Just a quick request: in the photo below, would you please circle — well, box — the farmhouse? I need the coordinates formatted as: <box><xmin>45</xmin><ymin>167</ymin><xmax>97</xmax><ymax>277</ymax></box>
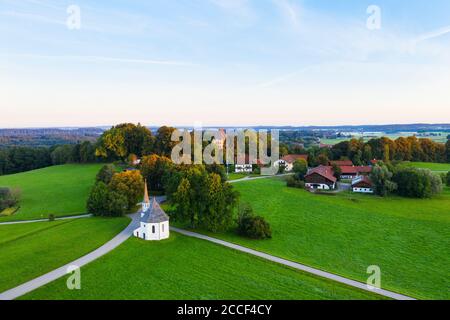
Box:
<box><xmin>329</xmin><ymin>160</ymin><xmax>353</xmax><ymax>167</ymax></box>
<box><xmin>305</xmin><ymin>166</ymin><xmax>337</xmax><ymax>190</ymax></box>
<box><xmin>133</xmin><ymin>182</ymin><xmax>170</xmax><ymax>241</ymax></box>
<box><xmin>276</xmin><ymin>154</ymin><xmax>308</xmax><ymax>172</ymax></box>
<box><xmin>351</xmin><ymin>176</ymin><xmax>374</xmax><ymax>193</ymax></box>
<box><xmin>340</xmin><ymin>166</ymin><xmax>372</xmax><ymax>180</ymax></box>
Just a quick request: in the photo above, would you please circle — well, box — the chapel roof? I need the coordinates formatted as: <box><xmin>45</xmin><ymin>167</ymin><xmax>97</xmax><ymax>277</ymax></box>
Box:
<box><xmin>141</xmin><ymin>198</ymin><xmax>170</xmax><ymax>223</ymax></box>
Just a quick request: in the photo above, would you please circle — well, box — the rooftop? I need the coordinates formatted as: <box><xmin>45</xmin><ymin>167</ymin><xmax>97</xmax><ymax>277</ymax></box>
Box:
<box><xmin>306</xmin><ymin>165</ymin><xmax>337</xmax><ymax>183</ymax></box>
<box><xmin>281</xmin><ymin>154</ymin><xmax>309</xmax><ymax>163</ymax></box>
<box><xmin>141</xmin><ymin>198</ymin><xmax>169</xmax><ymax>223</ymax></box>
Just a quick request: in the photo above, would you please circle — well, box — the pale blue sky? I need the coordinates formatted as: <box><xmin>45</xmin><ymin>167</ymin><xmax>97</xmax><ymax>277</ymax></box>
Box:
<box><xmin>1</xmin><ymin>0</ymin><xmax>450</xmax><ymax>127</ymax></box>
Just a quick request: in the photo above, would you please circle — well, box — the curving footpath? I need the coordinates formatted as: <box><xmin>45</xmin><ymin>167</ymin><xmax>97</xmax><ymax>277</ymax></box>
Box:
<box><xmin>171</xmin><ymin>227</ymin><xmax>416</xmax><ymax>301</ymax></box>
<box><xmin>228</xmin><ymin>173</ymin><xmax>293</xmax><ymax>184</ymax></box>
<box><xmin>0</xmin><ymin>213</ymin><xmax>140</xmax><ymax>300</ymax></box>
<box><xmin>1</xmin><ymin>196</ymin><xmax>416</xmax><ymax>301</ymax></box>
<box><xmin>0</xmin><ymin>214</ymin><xmax>93</xmax><ymax>226</ymax></box>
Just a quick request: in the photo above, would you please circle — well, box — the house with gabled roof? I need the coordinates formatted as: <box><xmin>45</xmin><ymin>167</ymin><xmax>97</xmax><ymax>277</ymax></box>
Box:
<box><xmin>352</xmin><ymin>176</ymin><xmax>374</xmax><ymax>193</ymax></box>
<box><xmin>329</xmin><ymin>160</ymin><xmax>354</xmax><ymax>167</ymax></box>
<box><xmin>340</xmin><ymin>166</ymin><xmax>372</xmax><ymax>180</ymax></box>
<box><xmin>305</xmin><ymin>165</ymin><xmax>337</xmax><ymax>190</ymax></box>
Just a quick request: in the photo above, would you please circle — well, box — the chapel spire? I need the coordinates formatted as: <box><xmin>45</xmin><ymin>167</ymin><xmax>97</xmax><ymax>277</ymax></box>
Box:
<box><xmin>143</xmin><ymin>180</ymin><xmax>150</xmax><ymax>205</ymax></box>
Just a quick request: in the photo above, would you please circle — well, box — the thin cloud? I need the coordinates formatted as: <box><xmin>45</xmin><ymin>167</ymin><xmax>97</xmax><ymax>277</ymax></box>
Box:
<box><xmin>0</xmin><ymin>10</ymin><xmax>65</xmax><ymax>26</ymax></box>
<box><xmin>272</xmin><ymin>0</ymin><xmax>301</xmax><ymax>30</ymax></box>
<box><xmin>4</xmin><ymin>54</ymin><xmax>195</xmax><ymax>67</ymax></box>
<box><xmin>415</xmin><ymin>25</ymin><xmax>450</xmax><ymax>43</ymax></box>
<box><xmin>256</xmin><ymin>64</ymin><xmax>320</xmax><ymax>88</ymax></box>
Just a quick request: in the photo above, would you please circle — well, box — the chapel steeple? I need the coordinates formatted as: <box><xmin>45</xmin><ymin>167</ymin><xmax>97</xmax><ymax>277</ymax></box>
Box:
<box><xmin>142</xmin><ymin>180</ymin><xmax>150</xmax><ymax>212</ymax></box>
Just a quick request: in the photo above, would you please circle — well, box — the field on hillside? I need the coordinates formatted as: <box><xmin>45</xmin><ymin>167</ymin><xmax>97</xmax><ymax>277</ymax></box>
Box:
<box><xmin>176</xmin><ymin>178</ymin><xmax>449</xmax><ymax>299</ymax></box>
<box><xmin>0</xmin><ymin>164</ymin><xmax>103</xmax><ymax>222</ymax></box>
<box><xmin>23</xmin><ymin>233</ymin><xmax>383</xmax><ymax>300</ymax></box>
<box><xmin>0</xmin><ymin>217</ymin><xmax>129</xmax><ymax>292</ymax></box>
<box><xmin>400</xmin><ymin>162</ymin><xmax>450</xmax><ymax>172</ymax></box>
<box><xmin>320</xmin><ymin>132</ymin><xmax>448</xmax><ymax>145</ymax></box>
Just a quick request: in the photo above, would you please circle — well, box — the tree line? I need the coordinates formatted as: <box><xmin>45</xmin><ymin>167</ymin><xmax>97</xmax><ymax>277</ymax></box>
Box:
<box><xmin>0</xmin><ymin>123</ymin><xmax>179</xmax><ymax>176</ymax></box>
<box><xmin>283</xmin><ymin>136</ymin><xmax>450</xmax><ymax>168</ymax></box>
<box><xmin>330</xmin><ymin>136</ymin><xmax>449</xmax><ymax>164</ymax></box>
<box><xmin>0</xmin><ymin>141</ymin><xmax>98</xmax><ymax>176</ymax></box>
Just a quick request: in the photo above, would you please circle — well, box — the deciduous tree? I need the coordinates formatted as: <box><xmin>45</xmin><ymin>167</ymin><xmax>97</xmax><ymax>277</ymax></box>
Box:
<box><xmin>109</xmin><ymin>170</ymin><xmax>144</xmax><ymax>210</ymax></box>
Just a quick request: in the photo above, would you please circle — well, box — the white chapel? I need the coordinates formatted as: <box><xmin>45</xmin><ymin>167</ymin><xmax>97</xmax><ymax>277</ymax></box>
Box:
<box><xmin>133</xmin><ymin>181</ymin><xmax>170</xmax><ymax>241</ymax></box>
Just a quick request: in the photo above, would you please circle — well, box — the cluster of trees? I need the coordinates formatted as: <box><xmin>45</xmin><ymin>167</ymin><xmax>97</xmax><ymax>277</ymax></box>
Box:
<box><xmin>281</xmin><ymin>136</ymin><xmax>449</xmax><ymax>169</ymax></box>
<box><xmin>87</xmin><ymin>165</ymin><xmax>144</xmax><ymax>217</ymax></box>
<box><xmin>330</xmin><ymin>137</ymin><xmax>449</xmax><ymax>165</ymax></box>
<box><xmin>166</xmin><ymin>165</ymin><xmax>239</xmax><ymax>232</ymax></box>
<box><xmin>95</xmin><ymin>124</ymin><xmax>177</xmax><ymax>161</ymax></box>
<box><xmin>394</xmin><ymin>168</ymin><xmax>443</xmax><ymax>198</ymax></box>
<box><xmin>0</xmin><ymin>187</ymin><xmax>20</xmax><ymax>212</ymax></box>
<box><xmin>370</xmin><ymin>162</ymin><xmax>443</xmax><ymax>198</ymax></box>
<box><xmin>286</xmin><ymin>158</ymin><xmax>308</xmax><ymax>188</ymax></box>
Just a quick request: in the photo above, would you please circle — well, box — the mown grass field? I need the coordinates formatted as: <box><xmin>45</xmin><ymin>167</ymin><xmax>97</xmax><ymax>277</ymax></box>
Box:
<box><xmin>0</xmin><ymin>217</ymin><xmax>129</xmax><ymax>293</ymax></box>
<box><xmin>0</xmin><ymin>164</ymin><xmax>103</xmax><ymax>222</ymax></box>
<box><xmin>22</xmin><ymin>233</ymin><xmax>384</xmax><ymax>300</ymax></box>
<box><xmin>176</xmin><ymin>178</ymin><xmax>449</xmax><ymax>299</ymax></box>
<box><xmin>400</xmin><ymin>162</ymin><xmax>450</xmax><ymax>172</ymax></box>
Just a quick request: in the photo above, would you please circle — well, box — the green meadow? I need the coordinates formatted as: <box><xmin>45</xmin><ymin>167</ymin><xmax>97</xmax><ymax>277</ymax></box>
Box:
<box><xmin>0</xmin><ymin>217</ymin><xmax>129</xmax><ymax>293</ymax></box>
<box><xmin>176</xmin><ymin>178</ymin><xmax>450</xmax><ymax>299</ymax></box>
<box><xmin>23</xmin><ymin>233</ymin><xmax>383</xmax><ymax>300</ymax></box>
<box><xmin>400</xmin><ymin>162</ymin><xmax>450</xmax><ymax>172</ymax></box>
<box><xmin>0</xmin><ymin>164</ymin><xmax>103</xmax><ymax>222</ymax></box>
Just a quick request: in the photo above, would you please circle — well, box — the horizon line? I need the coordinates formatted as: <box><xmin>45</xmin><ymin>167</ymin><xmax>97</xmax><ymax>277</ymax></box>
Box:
<box><xmin>1</xmin><ymin>122</ymin><xmax>450</xmax><ymax>130</ymax></box>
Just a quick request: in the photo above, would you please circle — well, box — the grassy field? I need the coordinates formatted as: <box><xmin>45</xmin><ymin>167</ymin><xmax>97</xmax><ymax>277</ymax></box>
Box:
<box><xmin>175</xmin><ymin>178</ymin><xmax>449</xmax><ymax>299</ymax></box>
<box><xmin>0</xmin><ymin>217</ymin><xmax>129</xmax><ymax>293</ymax></box>
<box><xmin>400</xmin><ymin>162</ymin><xmax>450</xmax><ymax>172</ymax></box>
<box><xmin>22</xmin><ymin>233</ymin><xmax>384</xmax><ymax>300</ymax></box>
<box><xmin>0</xmin><ymin>164</ymin><xmax>103</xmax><ymax>222</ymax></box>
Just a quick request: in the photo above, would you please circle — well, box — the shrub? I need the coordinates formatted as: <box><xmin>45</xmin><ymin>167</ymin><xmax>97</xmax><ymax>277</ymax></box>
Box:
<box><xmin>0</xmin><ymin>187</ymin><xmax>20</xmax><ymax>211</ymax></box>
<box><xmin>48</xmin><ymin>214</ymin><xmax>55</xmax><ymax>221</ymax></box>
<box><xmin>277</xmin><ymin>163</ymin><xmax>286</xmax><ymax>174</ymax></box>
<box><xmin>446</xmin><ymin>172</ymin><xmax>450</xmax><ymax>187</ymax></box>
<box><xmin>293</xmin><ymin>159</ymin><xmax>308</xmax><ymax>180</ymax></box>
<box><xmin>96</xmin><ymin>164</ymin><xmax>116</xmax><ymax>185</ymax></box>
<box><xmin>393</xmin><ymin>168</ymin><xmax>442</xmax><ymax>198</ymax></box>
<box><xmin>286</xmin><ymin>176</ymin><xmax>305</xmax><ymax>189</ymax></box>
<box><xmin>237</xmin><ymin>203</ymin><xmax>272</xmax><ymax>239</ymax></box>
